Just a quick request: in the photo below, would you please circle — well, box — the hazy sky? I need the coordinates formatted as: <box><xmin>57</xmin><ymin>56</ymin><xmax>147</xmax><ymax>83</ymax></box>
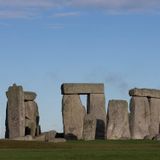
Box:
<box><xmin>0</xmin><ymin>0</ymin><xmax>160</xmax><ymax>137</ymax></box>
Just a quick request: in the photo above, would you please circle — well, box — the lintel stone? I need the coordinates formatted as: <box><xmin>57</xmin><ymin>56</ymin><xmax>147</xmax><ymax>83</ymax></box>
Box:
<box><xmin>61</xmin><ymin>83</ymin><xmax>104</xmax><ymax>95</ymax></box>
<box><xmin>129</xmin><ymin>88</ymin><xmax>160</xmax><ymax>98</ymax></box>
<box><xmin>24</xmin><ymin>92</ymin><xmax>37</xmax><ymax>101</ymax></box>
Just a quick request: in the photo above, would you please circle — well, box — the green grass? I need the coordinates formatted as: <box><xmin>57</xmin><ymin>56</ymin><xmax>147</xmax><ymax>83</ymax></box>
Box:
<box><xmin>0</xmin><ymin>140</ymin><xmax>160</xmax><ymax>160</ymax></box>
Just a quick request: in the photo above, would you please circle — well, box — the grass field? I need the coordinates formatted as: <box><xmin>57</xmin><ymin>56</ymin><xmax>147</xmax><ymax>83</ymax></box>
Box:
<box><xmin>0</xmin><ymin>140</ymin><xmax>160</xmax><ymax>160</ymax></box>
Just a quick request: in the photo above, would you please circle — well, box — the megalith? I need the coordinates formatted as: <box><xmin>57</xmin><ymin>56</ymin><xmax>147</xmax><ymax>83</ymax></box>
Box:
<box><xmin>25</xmin><ymin>100</ymin><xmax>40</xmax><ymax>137</ymax></box>
<box><xmin>149</xmin><ymin>98</ymin><xmax>160</xmax><ymax>135</ymax></box>
<box><xmin>83</xmin><ymin>114</ymin><xmax>96</xmax><ymax>140</ymax></box>
<box><xmin>129</xmin><ymin>88</ymin><xmax>160</xmax><ymax>139</ymax></box>
<box><xmin>62</xmin><ymin>95</ymin><xmax>86</xmax><ymax>140</ymax></box>
<box><xmin>61</xmin><ymin>83</ymin><xmax>106</xmax><ymax>140</ymax></box>
<box><xmin>5</xmin><ymin>84</ymin><xmax>25</xmax><ymax>138</ymax></box>
<box><xmin>106</xmin><ymin>100</ymin><xmax>130</xmax><ymax>140</ymax></box>
<box><xmin>5</xmin><ymin>84</ymin><xmax>41</xmax><ymax>139</ymax></box>
<box><xmin>88</xmin><ymin>94</ymin><xmax>106</xmax><ymax>139</ymax></box>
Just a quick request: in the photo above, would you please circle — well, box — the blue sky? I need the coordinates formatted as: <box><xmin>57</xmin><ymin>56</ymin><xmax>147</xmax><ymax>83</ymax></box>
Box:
<box><xmin>0</xmin><ymin>0</ymin><xmax>160</xmax><ymax>137</ymax></box>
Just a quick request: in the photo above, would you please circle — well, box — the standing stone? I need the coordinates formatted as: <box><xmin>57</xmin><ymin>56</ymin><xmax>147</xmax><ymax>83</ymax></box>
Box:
<box><xmin>5</xmin><ymin>84</ymin><xmax>41</xmax><ymax>140</ymax></box>
<box><xmin>62</xmin><ymin>95</ymin><xmax>86</xmax><ymax>140</ymax></box>
<box><xmin>83</xmin><ymin>114</ymin><xmax>96</xmax><ymax>140</ymax></box>
<box><xmin>5</xmin><ymin>84</ymin><xmax>25</xmax><ymax>138</ymax></box>
<box><xmin>130</xmin><ymin>97</ymin><xmax>150</xmax><ymax>139</ymax></box>
<box><xmin>88</xmin><ymin>94</ymin><xmax>106</xmax><ymax>139</ymax></box>
<box><xmin>149</xmin><ymin>98</ymin><xmax>160</xmax><ymax>135</ymax></box>
<box><xmin>25</xmin><ymin>101</ymin><xmax>39</xmax><ymax>137</ymax></box>
<box><xmin>106</xmin><ymin>100</ymin><xmax>130</xmax><ymax>140</ymax></box>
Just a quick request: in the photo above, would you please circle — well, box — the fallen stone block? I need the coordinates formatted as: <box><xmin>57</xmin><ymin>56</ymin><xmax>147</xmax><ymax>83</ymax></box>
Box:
<box><xmin>54</xmin><ymin>138</ymin><xmax>66</xmax><ymax>143</ymax></box>
<box><xmin>43</xmin><ymin>130</ymin><xmax>57</xmax><ymax>142</ymax></box>
<box><xmin>34</xmin><ymin>134</ymin><xmax>46</xmax><ymax>141</ymax></box>
<box><xmin>11</xmin><ymin>135</ymin><xmax>33</xmax><ymax>141</ymax></box>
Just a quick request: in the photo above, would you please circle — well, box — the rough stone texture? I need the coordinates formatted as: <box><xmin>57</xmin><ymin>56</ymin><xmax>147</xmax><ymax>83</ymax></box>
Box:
<box><xmin>5</xmin><ymin>84</ymin><xmax>25</xmax><ymax>139</ymax></box>
<box><xmin>153</xmin><ymin>134</ymin><xmax>160</xmax><ymax>140</ymax></box>
<box><xmin>54</xmin><ymin>138</ymin><xmax>66</xmax><ymax>143</ymax></box>
<box><xmin>5</xmin><ymin>84</ymin><xmax>41</xmax><ymax>140</ymax></box>
<box><xmin>62</xmin><ymin>95</ymin><xmax>86</xmax><ymax>140</ymax></box>
<box><xmin>130</xmin><ymin>97</ymin><xmax>150</xmax><ymax>139</ymax></box>
<box><xmin>129</xmin><ymin>88</ymin><xmax>160</xmax><ymax>99</ymax></box>
<box><xmin>36</xmin><ymin>125</ymin><xmax>41</xmax><ymax>136</ymax></box>
<box><xmin>25</xmin><ymin>101</ymin><xmax>39</xmax><ymax>137</ymax></box>
<box><xmin>33</xmin><ymin>131</ymin><xmax>56</xmax><ymax>142</ymax></box>
<box><xmin>24</xmin><ymin>92</ymin><xmax>37</xmax><ymax>101</ymax></box>
<box><xmin>43</xmin><ymin>130</ymin><xmax>57</xmax><ymax>142</ymax></box>
<box><xmin>33</xmin><ymin>132</ymin><xmax>66</xmax><ymax>143</ymax></box>
<box><xmin>88</xmin><ymin>94</ymin><xmax>106</xmax><ymax>139</ymax></box>
<box><xmin>106</xmin><ymin>100</ymin><xmax>130</xmax><ymax>140</ymax></box>
<box><xmin>83</xmin><ymin>114</ymin><xmax>96</xmax><ymax>140</ymax></box>
<box><xmin>144</xmin><ymin>135</ymin><xmax>154</xmax><ymax>140</ymax></box>
<box><xmin>149</xmin><ymin>98</ymin><xmax>160</xmax><ymax>135</ymax></box>
<box><xmin>61</xmin><ymin>83</ymin><xmax>104</xmax><ymax>95</ymax></box>
<box><xmin>11</xmin><ymin>135</ymin><xmax>33</xmax><ymax>141</ymax></box>
<box><xmin>34</xmin><ymin>134</ymin><xmax>46</xmax><ymax>141</ymax></box>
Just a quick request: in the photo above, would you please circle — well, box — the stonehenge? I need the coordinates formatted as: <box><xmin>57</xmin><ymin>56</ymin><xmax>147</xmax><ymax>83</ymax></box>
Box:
<box><xmin>129</xmin><ymin>88</ymin><xmax>160</xmax><ymax>139</ymax></box>
<box><xmin>5</xmin><ymin>84</ymin><xmax>65</xmax><ymax>143</ymax></box>
<box><xmin>3</xmin><ymin>83</ymin><xmax>160</xmax><ymax>142</ymax></box>
<box><xmin>62</xmin><ymin>86</ymin><xmax>160</xmax><ymax>140</ymax></box>
<box><xmin>5</xmin><ymin>84</ymin><xmax>41</xmax><ymax>139</ymax></box>
<box><xmin>61</xmin><ymin>83</ymin><xmax>106</xmax><ymax>140</ymax></box>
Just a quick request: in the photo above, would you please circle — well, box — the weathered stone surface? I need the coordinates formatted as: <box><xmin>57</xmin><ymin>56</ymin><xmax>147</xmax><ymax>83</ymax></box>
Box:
<box><xmin>83</xmin><ymin>114</ymin><xmax>96</xmax><ymax>140</ymax></box>
<box><xmin>106</xmin><ymin>100</ymin><xmax>130</xmax><ymax>140</ymax></box>
<box><xmin>25</xmin><ymin>101</ymin><xmax>39</xmax><ymax>120</ymax></box>
<box><xmin>88</xmin><ymin>94</ymin><xmax>106</xmax><ymax>139</ymax></box>
<box><xmin>5</xmin><ymin>84</ymin><xmax>41</xmax><ymax>140</ymax></box>
<box><xmin>54</xmin><ymin>138</ymin><xmax>66</xmax><ymax>143</ymax></box>
<box><xmin>130</xmin><ymin>97</ymin><xmax>150</xmax><ymax>139</ymax></box>
<box><xmin>43</xmin><ymin>130</ymin><xmax>57</xmax><ymax>142</ymax></box>
<box><xmin>11</xmin><ymin>135</ymin><xmax>33</xmax><ymax>141</ymax></box>
<box><xmin>5</xmin><ymin>84</ymin><xmax>25</xmax><ymax>139</ymax></box>
<box><xmin>36</xmin><ymin>125</ymin><xmax>41</xmax><ymax>136</ymax></box>
<box><xmin>153</xmin><ymin>134</ymin><xmax>160</xmax><ymax>141</ymax></box>
<box><xmin>62</xmin><ymin>95</ymin><xmax>86</xmax><ymax>140</ymax></box>
<box><xmin>144</xmin><ymin>135</ymin><xmax>154</xmax><ymax>140</ymax></box>
<box><xmin>34</xmin><ymin>134</ymin><xmax>46</xmax><ymax>141</ymax></box>
<box><xmin>24</xmin><ymin>92</ymin><xmax>37</xmax><ymax>101</ymax></box>
<box><xmin>129</xmin><ymin>88</ymin><xmax>160</xmax><ymax>98</ymax></box>
<box><xmin>25</xmin><ymin>101</ymin><xmax>39</xmax><ymax>137</ymax></box>
<box><xmin>149</xmin><ymin>98</ymin><xmax>160</xmax><ymax>135</ymax></box>
<box><xmin>33</xmin><ymin>131</ymin><xmax>65</xmax><ymax>143</ymax></box>
<box><xmin>61</xmin><ymin>83</ymin><xmax>104</xmax><ymax>95</ymax></box>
